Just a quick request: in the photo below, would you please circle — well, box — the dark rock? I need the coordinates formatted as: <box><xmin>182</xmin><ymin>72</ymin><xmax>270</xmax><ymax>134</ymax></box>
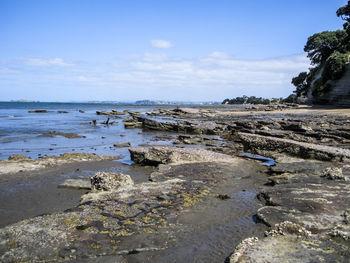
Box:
<box><xmin>174</xmin><ymin>135</ymin><xmax>219</xmax><ymax>146</ymax></box>
<box><xmin>28</xmin><ymin>110</ymin><xmax>48</xmax><ymax>113</ymax></box>
<box><xmin>113</xmin><ymin>142</ymin><xmax>131</xmax><ymax>148</ymax></box>
<box><xmin>123</xmin><ymin>121</ymin><xmax>143</xmax><ymax>129</ymax></box>
<box><xmin>139</xmin><ymin>116</ymin><xmax>225</xmax><ymax>135</ymax></box>
<box><xmin>216</xmin><ymin>194</ymin><xmax>231</xmax><ymax>200</ymax></box>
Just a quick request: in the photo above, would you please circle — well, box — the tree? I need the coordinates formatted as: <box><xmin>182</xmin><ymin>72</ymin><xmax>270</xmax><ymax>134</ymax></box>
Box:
<box><xmin>292</xmin><ymin>72</ymin><xmax>309</xmax><ymax>96</ymax></box>
<box><xmin>337</xmin><ymin>1</ymin><xmax>350</xmax><ymax>50</ymax></box>
<box><xmin>337</xmin><ymin>1</ymin><xmax>350</xmax><ymax>25</ymax></box>
<box><xmin>304</xmin><ymin>30</ymin><xmax>346</xmax><ymax>65</ymax></box>
<box><xmin>222</xmin><ymin>98</ymin><xmax>230</xmax><ymax>104</ymax></box>
<box><xmin>283</xmin><ymin>94</ymin><xmax>297</xmax><ymax>103</ymax></box>
<box><xmin>290</xmin><ymin>1</ymin><xmax>350</xmax><ymax>102</ymax></box>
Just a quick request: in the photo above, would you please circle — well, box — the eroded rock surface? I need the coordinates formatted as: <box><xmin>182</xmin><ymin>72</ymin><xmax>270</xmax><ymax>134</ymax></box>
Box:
<box><xmin>230</xmin><ymin>221</ymin><xmax>349</xmax><ymax>263</ymax></box>
<box><xmin>91</xmin><ymin>172</ymin><xmax>134</xmax><ymax>191</ymax></box>
<box><xmin>239</xmin><ymin>132</ymin><xmax>350</xmax><ymax>161</ymax></box>
<box><xmin>0</xmin><ymin>146</ymin><xmax>263</xmax><ymax>263</ymax></box>
<box><xmin>129</xmin><ymin>146</ymin><xmax>234</xmax><ymax>166</ymax></box>
<box><xmin>0</xmin><ymin>153</ymin><xmax>120</xmax><ymax>175</ymax></box>
<box><xmin>230</xmin><ymin>154</ymin><xmax>350</xmax><ymax>262</ymax></box>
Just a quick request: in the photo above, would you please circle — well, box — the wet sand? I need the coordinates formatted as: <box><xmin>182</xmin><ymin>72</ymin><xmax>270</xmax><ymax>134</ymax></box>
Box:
<box><xmin>0</xmin><ymin>160</ymin><xmax>154</xmax><ymax>227</ymax></box>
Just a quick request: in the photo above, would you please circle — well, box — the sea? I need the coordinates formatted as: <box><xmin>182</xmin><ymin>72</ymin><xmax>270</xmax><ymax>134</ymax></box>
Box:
<box><xmin>0</xmin><ymin>101</ymin><xmax>175</xmax><ymax>161</ymax></box>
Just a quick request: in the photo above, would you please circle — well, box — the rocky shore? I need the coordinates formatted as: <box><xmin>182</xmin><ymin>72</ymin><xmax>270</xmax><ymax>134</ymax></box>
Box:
<box><xmin>0</xmin><ymin>152</ymin><xmax>120</xmax><ymax>175</ymax></box>
<box><xmin>1</xmin><ymin>105</ymin><xmax>349</xmax><ymax>262</ymax></box>
<box><xmin>126</xmin><ymin>106</ymin><xmax>350</xmax><ymax>262</ymax></box>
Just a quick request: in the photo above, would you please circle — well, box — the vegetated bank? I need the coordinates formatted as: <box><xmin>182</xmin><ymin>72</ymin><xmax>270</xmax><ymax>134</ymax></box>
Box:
<box><xmin>223</xmin><ymin>2</ymin><xmax>350</xmax><ymax>106</ymax></box>
<box><xmin>291</xmin><ymin>1</ymin><xmax>350</xmax><ymax>105</ymax></box>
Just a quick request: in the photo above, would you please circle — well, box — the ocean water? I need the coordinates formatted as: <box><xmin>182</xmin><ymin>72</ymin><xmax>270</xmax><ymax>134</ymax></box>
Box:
<box><xmin>0</xmin><ymin>102</ymin><xmax>174</xmax><ymax>161</ymax></box>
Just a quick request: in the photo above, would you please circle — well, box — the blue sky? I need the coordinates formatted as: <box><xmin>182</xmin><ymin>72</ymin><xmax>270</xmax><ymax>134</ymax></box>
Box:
<box><xmin>0</xmin><ymin>0</ymin><xmax>347</xmax><ymax>102</ymax></box>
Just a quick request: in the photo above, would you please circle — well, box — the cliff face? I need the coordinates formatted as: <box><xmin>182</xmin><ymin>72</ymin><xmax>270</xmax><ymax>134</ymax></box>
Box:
<box><xmin>309</xmin><ymin>60</ymin><xmax>350</xmax><ymax>105</ymax></box>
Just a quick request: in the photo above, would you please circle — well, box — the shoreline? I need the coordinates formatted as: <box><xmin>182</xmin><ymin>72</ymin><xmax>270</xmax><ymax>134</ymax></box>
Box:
<box><xmin>0</xmin><ymin>105</ymin><xmax>349</xmax><ymax>262</ymax></box>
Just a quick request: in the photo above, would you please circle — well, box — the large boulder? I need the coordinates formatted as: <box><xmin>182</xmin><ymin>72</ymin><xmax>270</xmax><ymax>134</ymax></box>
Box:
<box><xmin>90</xmin><ymin>172</ymin><xmax>134</xmax><ymax>191</ymax></box>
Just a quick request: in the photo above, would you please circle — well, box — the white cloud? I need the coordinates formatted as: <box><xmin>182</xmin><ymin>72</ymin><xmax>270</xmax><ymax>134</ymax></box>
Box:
<box><xmin>2</xmin><ymin>53</ymin><xmax>311</xmax><ymax>101</ymax></box>
<box><xmin>150</xmin><ymin>39</ymin><xmax>173</xmax><ymax>49</ymax></box>
<box><xmin>208</xmin><ymin>51</ymin><xmax>230</xmax><ymax>59</ymax></box>
<box><xmin>76</xmin><ymin>76</ymin><xmax>89</xmax><ymax>82</ymax></box>
<box><xmin>20</xmin><ymin>57</ymin><xmax>73</xmax><ymax>67</ymax></box>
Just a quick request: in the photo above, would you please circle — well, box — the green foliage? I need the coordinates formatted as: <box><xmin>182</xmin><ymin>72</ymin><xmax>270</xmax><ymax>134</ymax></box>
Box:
<box><xmin>322</xmin><ymin>51</ymin><xmax>349</xmax><ymax>81</ymax></box>
<box><xmin>337</xmin><ymin>1</ymin><xmax>350</xmax><ymax>50</ymax></box>
<box><xmin>291</xmin><ymin>72</ymin><xmax>309</xmax><ymax>96</ymax></box>
<box><xmin>309</xmin><ymin>51</ymin><xmax>349</xmax><ymax>97</ymax></box>
<box><xmin>304</xmin><ymin>30</ymin><xmax>346</xmax><ymax>65</ymax></box>
<box><xmin>291</xmin><ymin>1</ymin><xmax>350</xmax><ymax>101</ymax></box>
<box><xmin>311</xmin><ymin>77</ymin><xmax>332</xmax><ymax>97</ymax></box>
<box><xmin>283</xmin><ymin>94</ymin><xmax>297</xmax><ymax>103</ymax></box>
<box><xmin>311</xmin><ymin>78</ymin><xmax>324</xmax><ymax>96</ymax></box>
<box><xmin>221</xmin><ymin>96</ymin><xmax>281</xmax><ymax>105</ymax></box>
<box><xmin>337</xmin><ymin>1</ymin><xmax>350</xmax><ymax>25</ymax></box>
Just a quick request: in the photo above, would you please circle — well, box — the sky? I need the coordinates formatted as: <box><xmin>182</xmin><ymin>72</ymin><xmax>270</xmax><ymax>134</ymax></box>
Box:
<box><xmin>0</xmin><ymin>0</ymin><xmax>347</xmax><ymax>102</ymax></box>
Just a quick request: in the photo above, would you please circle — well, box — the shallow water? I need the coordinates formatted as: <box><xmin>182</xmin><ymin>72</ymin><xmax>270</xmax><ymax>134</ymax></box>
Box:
<box><xmin>239</xmin><ymin>152</ymin><xmax>276</xmax><ymax>166</ymax></box>
<box><xmin>0</xmin><ymin>102</ymin><xmax>175</xmax><ymax>161</ymax></box>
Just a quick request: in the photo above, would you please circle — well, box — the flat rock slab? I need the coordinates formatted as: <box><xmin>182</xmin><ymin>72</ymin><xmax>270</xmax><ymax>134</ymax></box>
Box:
<box><xmin>139</xmin><ymin>116</ymin><xmax>226</xmax><ymax>135</ymax></box>
<box><xmin>58</xmin><ymin>179</ymin><xmax>92</xmax><ymax>190</ymax></box>
<box><xmin>268</xmin><ymin>161</ymin><xmax>332</xmax><ymax>175</ymax></box>
<box><xmin>129</xmin><ymin>146</ymin><xmax>235</xmax><ymax>166</ymax></box>
<box><xmin>230</xmin><ymin>230</ymin><xmax>350</xmax><ymax>263</ymax></box>
<box><xmin>42</xmin><ymin>132</ymin><xmax>85</xmax><ymax>138</ymax></box>
<box><xmin>0</xmin><ymin>153</ymin><xmax>120</xmax><ymax>175</ymax></box>
<box><xmin>113</xmin><ymin>142</ymin><xmax>131</xmax><ymax>148</ymax></box>
<box><xmin>238</xmin><ymin>132</ymin><xmax>350</xmax><ymax>161</ymax></box>
<box><xmin>257</xmin><ymin>174</ymin><xmax>350</xmax><ymax>231</ymax></box>
<box><xmin>230</xmin><ymin>157</ymin><xmax>350</xmax><ymax>263</ymax></box>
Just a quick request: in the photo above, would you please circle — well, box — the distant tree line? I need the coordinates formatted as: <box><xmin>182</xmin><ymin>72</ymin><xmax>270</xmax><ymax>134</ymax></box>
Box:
<box><xmin>291</xmin><ymin>1</ymin><xmax>350</xmax><ymax>100</ymax></box>
<box><xmin>222</xmin><ymin>96</ymin><xmax>287</xmax><ymax>105</ymax></box>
